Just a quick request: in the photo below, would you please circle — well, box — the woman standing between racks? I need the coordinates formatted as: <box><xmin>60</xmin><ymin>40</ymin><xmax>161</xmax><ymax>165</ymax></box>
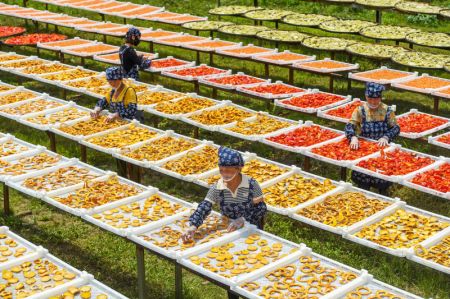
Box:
<box><xmin>119</xmin><ymin>27</ymin><xmax>151</xmax><ymax>80</ymax></box>
<box><xmin>345</xmin><ymin>82</ymin><xmax>400</xmax><ymax>195</ymax></box>
<box><xmin>182</xmin><ymin>147</ymin><xmax>267</xmax><ymax>242</ymax></box>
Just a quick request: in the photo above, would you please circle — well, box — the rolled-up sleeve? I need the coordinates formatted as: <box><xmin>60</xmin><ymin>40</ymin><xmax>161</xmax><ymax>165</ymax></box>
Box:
<box><xmin>345</xmin><ymin>107</ymin><xmax>362</xmax><ymax>140</ymax></box>
<box><xmin>189</xmin><ymin>185</ymin><xmax>218</xmax><ymax>228</ymax></box>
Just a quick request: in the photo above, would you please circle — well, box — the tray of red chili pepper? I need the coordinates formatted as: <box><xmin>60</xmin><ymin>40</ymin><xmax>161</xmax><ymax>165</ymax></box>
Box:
<box><xmin>352</xmin><ymin>146</ymin><xmax>438</xmax><ymax>183</ymax></box>
<box><xmin>237</xmin><ymin>81</ymin><xmax>306</xmax><ymax>99</ymax></box>
<box><xmin>162</xmin><ymin>64</ymin><xmax>231</xmax><ymax>81</ymax></box>
<box><xmin>428</xmin><ymin>132</ymin><xmax>450</xmax><ymax>150</ymax></box>
<box><xmin>276</xmin><ymin>90</ymin><xmax>351</xmax><ymax>113</ymax></box>
<box><xmin>318</xmin><ymin>99</ymin><xmax>363</xmax><ymax>123</ymax></box>
<box><xmin>397</xmin><ymin>109</ymin><xmax>450</xmax><ymax>139</ymax></box>
<box><xmin>200</xmin><ymin>72</ymin><xmax>267</xmax><ymax>90</ymax></box>
<box><xmin>3</xmin><ymin>33</ymin><xmax>67</xmax><ymax>46</ymax></box>
<box><xmin>305</xmin><ymin>136</ymin><xmax>390</xmax><ymax>167</ymax></box>
<box><xmin>146</xmin><ymin>56</ymin><xmax>195</xmax><ymax>73</ymax></box>
<box><xmin>404</xmin><ymin>159</ymin><xmax>450</xmax><ymax>199</ymax></box>
<box><xmin>0</xmin><ymin>26</ymin><xmax>26</xmax><ymax>38</ymax></box>
<box><xmin>262</xmin><ymin>121</ymin><xmax>343</xmax><ymax>153</ymax></box>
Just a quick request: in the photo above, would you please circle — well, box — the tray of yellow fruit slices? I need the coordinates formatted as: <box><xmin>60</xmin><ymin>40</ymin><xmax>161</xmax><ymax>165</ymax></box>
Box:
<box><xmin>343</xmin><ymin>203</ymin><xmax>450</xmax><ymax>257</ymax></box>
<box><xmin>195</xmin><ymin>152</ymin><xmax>293</xmax><ymax>188</ymax></box>
<box><xmin>43</xmin><ymin>172</ymin><xmax>150</xmax><ymax>217</ymax></box>
<box><xmin>137</xmin><ymin>85</ymin><xmax>184</xmax><ymax>110</ymax></box>
<box><xmin>6</xmin><ymin>158</ymin><xmax>106</xmax><ymax>199</ymax></box>
<box><xmin>0</xmin><ymin>80</ymin><xmax>16</xmax><ymax>93</ymax></box>
<box><xmin>0</xmin><ymin>56</ymin><xmax>48</xmax><ymax>72</ymax></box>
<box><xmin>113</xmin><ymin>130</ymin><xmax>200</xmax><ymax>168</ymax></box>
<box><xmin>148</xmin><ymin>93</ymin><xmax>222</xmax><ymax>120</ymax></box>
<box><xmin>0</xmin><ymin>134</ymin><xmax>36</xmax><ymax>159</ymax></box>
<box><xmin>18</xmin><ymin>103</ymin><xmax>91</xmax><ymax>131</ymax></box>
<box><xmin>80</xmin><ymin>121</ymin><xmax>163</xmax><ymax>154</ymax></box>
<box><xmin>260</xmin><ymin>166</ymin><xmax>340</xmax><ymax>215</ymax></box>
<box><xmin>129</xmin><ymin>212</ymin><xmax>243</xmax><ymax>260</ymax></box>
<box><xmin>0</xmin><ymin>94</ymin><xmax>67</xmax><ymax>119</ymax></box>
<box><xmin>232</xmin><ymin>246</ymin><xmax>367</xmax><ymax>299</ymax></box>
<box><xmin>182</xmin><ymin>100</ymin><xmax>256</xmax><ymax>131</ymax></box>
<box><xmin>179</xmin><ymin>225</ymin><xmax>303</xmax><ymax>287</ymax></box>
<box><xmin>153</xmin><ymin>141</ymin><xmax>220</xmax><ymax>182</ymax></box>
<box><xmin>14</xmin><ymin>62</ymin><xmax>75</xmax><ymax>80</ymax></box>
<box><xmin>219</xmin><ymin>112</ymin><xmax>299</xmax><ymax>141</ymax></box>
<box><xmin>290</xmin><ymin>183</ymin><xmax>399</xmax><ymax>235</ymax></box>
<box><xmin>0</xmin><ymin>52</ymin><xmax>27</xmax><ymax>64</ymax></box>
<box><xmin>0</xmin><ymin>226</ymin><xmax>41</xmax><ymax>267</ymax></box>
<box><xmin>82</xmin><ymin>189</ymin><xmax>193</xmax><ymax>236</ymax></box>
<box><xmin>0</xmin><ymin>147</ymin><xmax>67</xmax><ymax>183</ymax></box>
<box><xmin>0</xmin><ymin>86</ymin><xmax>42</xmax><ymax>108</ymax></box>
<box><xmin>0</xmin><ymin>250</ymin><xmax>88</xmax><ymax>299</ymax></box>
<box><xmin>333</xmin><ymin>277</ymin><xmax>423</xmax><ymax>299</ymax></box>
<box><xmin>407</xmin><ymin>226</ymin><xmax>450</xmax><ymax>274</ymax></box>
<box><xmin>62</xmin><ymin>72</ymin><xmax>111</xmax><ymax>99</ymax></box>
<box><xmin>36</xmin><ymin>67</ymin><xmax>98</xmax><ymax>85</ymax></box>
<box><xmin>51</xmin><ymin>112</ymin><xmax>129</xmax><ymax>142</ymax></box>
<box><xmin>39</xmin><ymin>273</ymin><xmax>129</xmax><ymax>299</ymax></box>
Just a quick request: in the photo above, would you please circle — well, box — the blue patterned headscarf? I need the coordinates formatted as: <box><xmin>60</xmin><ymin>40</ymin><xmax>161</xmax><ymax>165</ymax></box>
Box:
<box><xmin>125</xmin><ymin>27</ymin><xmax>141</xmax><ymax>45</ymax></box>
<box><xmin>218</xmin><ymin>146</ymin><xmax>244</xmax><ymax>167</ymax></box>
<box><xmin>365</xmin><ymin>82</ymin><xmax>385</xmax><ymax>98</ymax></box>
<box><xmin>105</xmin><ymin>66</ymin><xmax>124</xmax><ymax>81</ymax></box>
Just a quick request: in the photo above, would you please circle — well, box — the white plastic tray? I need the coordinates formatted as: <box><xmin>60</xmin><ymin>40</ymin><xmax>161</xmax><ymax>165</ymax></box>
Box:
<box><xmin>0</xmin><ymin>147</ymin><xmax>67</xmax><ymax>182</ymax></box>
<box><xmin>136</xmin><ymin>85</ymin><xmax>184</xmax><ymax>110</ymax></box>
<box><xmin>159</xmin><ymin>14</ymin><xmax>208</xmax><ymax>25</ymax></box>
<box><xmin>219</xmin><ymin>112</ymin><xmax>300</xmax><ymax>141</ymax></box>
<box><xmin>155</xmin><ymin>34</ymin><xmax>208</xmax><ymax>47</ymax></box>
<box><xmin>179</xmin><ymin>226</ymin><xmax>303</xmax><ymax>287</ymax></box>
<box><xmin>80</xmin><ymin>121</ymin><xmax>164</xmax><ymax>154</ymax></box>
<box><xmin>253</xmin><ymin>50</ymin><xmax>316</xmax><ymax>65</ymax></box>
<box><xmin>181</xmin><ymin>100</ymin><xmax>257</xmax><ymax>131</ymax></box>
<box><xmin>275</xmin><ymin>89</ymin><xmax>352</xmax><ymax>114</ymax></box>
<box><xmin>349</xmin><ymin>66</ymin><xmax>418</xmax><ymax>85</ymax></box>
<box><xmin>216</xmin><ymin>44</ymin><xmax>277</xmax><ymax>59</ymax></box>
<box><xmin>6</xmin><ymin>158</ymin><xmax>106</xmax><ymax>199</ymax></box>
<box><xmin>139</xmin><ymin>29</ymin><xmax>182</xmax><ymax>42</ymax></box>
<box><xmin>61</xmin><ymin>42</ymin><xmax>119</xmax><ymax>58</ymax></box>
<box><xmin>112</xmin><ymin>130</ymin><xmax>201</xmax><ymax>168</ymax></box>
<box><xmin>162</xmin><ymin>64</ymin><xmax>231</xmax><ymax>82</ymax></box>
<box><xmin>350</xmin><ymin>144</ymin><xmax>439</xmax><ymax>183</ymax></box>
<box><xmin>405</xmin><ymin>227</ymin><xmax>450</xmax><ymax>275</ymax></box>
<box><xmin>36</xmin><ymin>66</ymin><xmax>99</xmax><ymax>85</ymax></box>
<box><xmin>318</xmin><ymin>99</ymin><xmax>363</xmax><ymax>123</ymax></box>
<box><xmin>396</xmin><ymin>109</ymin><xmax>450</xmax><ymax>139</ymax></box>
<box><xmin>0</xmin><ymin>86</ymin><xmax>42</xmax><ymax>107</ymax></box>
<box><xmin>343</xmin><ymin>203</ymin><xmax>450</xmax><ymax>257</ymax></box>
<box><xmin>42</xmin><ymin>172</ymin><xmax>149</xmax><ymax>216</ymax></box>
<box><xmin>261</xmin><ymin>120</ymin><xmax>344</xmax><ymax>153</ymax></box>
<box><xmin>237</xmin><ymin>80</ymin><xmax>307</xmax><ymax>100</ymax></box>
<box><xmin>0</xmin><ymin>95</ymin><xmax>67</xmax><ymax>120</ymax></box>
<box><xmin>183</xmin><ymin>38</ymin><xmax>241</xmax><ymax>52</ymax></box>
<box><xmin>199</xmin><ymin>72</ymin><xmax>268</xmax><ymax>90</ymax></box>
<box><xmin>290</xmin><ymin>183</ymin><xmax>400</xmax><ymax>235</ymax></box>
<box><xmin>402</xmin><ymin>158</ymin><xmax>450</xmax><ymax>200</ymax></box>
<box><xmin>432</xmin><ymin>85</ymin><xmax>450</xmax><ymax>99</ymax></box>
<box><xmin>146</xmin><ymin>56</ymin><xmax>195</xmax><ymax>73</ymax></box>
<box><xmin>128</xmin><ymin>211</ymin><xmax>243</xmax><ymax>260</ymax></box>
<box><xmin>392</xmin><ymin>74</ymin><xmax>450</xmax><ymax>94</ymax></box>
<box><xmin>82</xmin><ymin>189</ymin><xmax>192</xmax><ymax>236</ymax></box>
<box><xmin>232</xmin><ymin>246</ymin><xmax>366</xmax><ymax>299</ymax></box>
<box><xmin>428</xmin><ymin>131</ymin><xmax>450</xmax><ymax>150</ymax></box>
<box><xmin>0</xmin><ymin>226</ymin><xmax>41</xmax><ymax>267</ymax></box>
<box><xmin>18</xmin><ymin>103</ymin><xmax>92</xmax><ymax>131</ymax></box>
<box><xmin>37</xmin><ymin>37</ymin><xmax>96</xmax><ymax>51</ymax></box>
<box><xmin>294</xmin><ymin>58</ymin><xmax>359</xmax><ymax>73</ymax></box>
<box><xmin>0</xmin><ymin>134</ymin><xmax>36</xmax><ymax>159</ymax></box>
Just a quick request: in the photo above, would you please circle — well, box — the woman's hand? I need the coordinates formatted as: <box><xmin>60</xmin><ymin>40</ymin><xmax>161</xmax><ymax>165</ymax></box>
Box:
<box><xmin>105</xmin><ymin>113</ymin><xmax>120</xmax><ymax>123</ymax></box>
<box><xmin>350</xmin><ymin>136</ymin><xmax>359</xmax><ymax>150</ymax></box>
<box><xmin>377</xmin><ymin>137</ymin><xmax>389</xmax><ymax>147</ymax></box>
<box><xmin>227</xmin><ymin>217</ymin><xmax>245</xmax><ymax>232</ymax></box>
<box><xmin>90</xmin><ymin>108</ymin><xmax>101</xmax><ymax>119</ymax></box>
<box><xmin>181</xmin><ymin>225</ymin><xmax>197</xmax><ymax>243</ymax></box>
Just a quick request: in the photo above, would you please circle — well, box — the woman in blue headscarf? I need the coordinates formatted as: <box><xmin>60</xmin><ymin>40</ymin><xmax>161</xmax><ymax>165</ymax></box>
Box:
<box><xmin>345</xmin><ymin>82</ymin><xmax>400</xmax><ymax>195</ymax></box>
<box><xmin>182</xmin><ymin>147</ymin><xmax>267</xmax><ymax>242</ymax></box>
<box><xmin>91</xmin><ymin>66</ymin><xmax>138</xmax><ymax>121</ymax></box>
<box><xmin>119</xmin><ymin>27</ymin><xmax>151</xmax><ymax>80</ymax></box>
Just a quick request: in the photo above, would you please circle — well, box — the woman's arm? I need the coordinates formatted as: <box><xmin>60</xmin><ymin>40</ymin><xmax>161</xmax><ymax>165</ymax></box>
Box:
<box><xmin>383</xmin><ymin>110</ymin><xmax>401</xmax><ymax>141</ymax></box>
<box><xmin>189</xmin><ymin>187</ymin><xmax>218</xmax><ymax>228</ymax></box>
<box><xmin>345</xmin><ymin>107</ymin><xmax>362</xmax><ymax>140</ymax></box>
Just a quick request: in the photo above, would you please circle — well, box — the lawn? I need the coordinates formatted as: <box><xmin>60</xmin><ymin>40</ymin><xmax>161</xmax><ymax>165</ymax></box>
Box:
<box><xmin>0</xmin><ymin>0</ymin><xmax>449</xmax><ymax>298</ymax></box>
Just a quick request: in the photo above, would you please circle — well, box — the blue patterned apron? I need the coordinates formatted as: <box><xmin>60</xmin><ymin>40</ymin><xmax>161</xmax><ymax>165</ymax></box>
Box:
<box><xmin>351</xmin><ymin>106</ymin><xmax>393</xmax><ymax>190</ymax></box>
<box><xmin>218</xmin><ymin>178</ymin><xmax>267</xmax><ymax>229</ymax></box>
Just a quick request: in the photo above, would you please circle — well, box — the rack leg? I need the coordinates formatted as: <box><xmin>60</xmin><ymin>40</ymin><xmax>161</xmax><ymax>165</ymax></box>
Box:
<box><xmin>433</xmin><ymin>96</ymin><xmax>440</xmax><ymax>115</ymax></box>
<box><xmin>136</xmin><ymin>245</ymin><xmax>146</xmax><ymax>299</ymax></box>
<box><xmin>340</xmin><ymin>167</ymin><xmax>347</xmax><ymax>181</ymax></box>
<box><xmin>80</xmin><ymin>144</ymin><xmax>87</xmax><ymax>163</ymax></box>
<box><xmin>288</xmin><ymin>68</ymin><xmax>294</xmax><ymax>85</ymax></box>
<box><xmin>329</xmin><ymin>76</ymin><xmax>334</xmax><ymax>93</ymax></box>
<box><xmin>193</xmin><ymin>127</ymin><xmax>199</xmax><ymax>139</ymax></box>
<box><xmin>46</xmin><ymin>131</ymin><xmax>57</xmax><ymax>153</ymax></box>
<box><xmin>212</xmin><ymin>88</ymin><xmax>217</xmax><ymax>98</ymax></box>
<box><xmin>196</xmin><ymin>51</ymin><xmax>200</xmax><ymax>64</ymax></box>
<box><xmin>376</xmin><ymin>10</ymin><xmax>382</xmax><ymax>24</ymax></box>
<box><xmin>209</xmin><ymin>52</ymin><xmax>214</xmax><ymax>66</ymax></box>
<box><xmin>194</xmin><ymin>81</ymin><xmax>200</xmax><ymax>94</ymax></box>
<box><xmin>228</xmin><ymin>291</ymin><xmax>239</xmax><ymax>299</ymax></box>
<box><xmin>149</xmin><ymin>41</ymin><xmax>154</xmax><ymax>53</ymax></box>
<box><xmin>3</xmin><ymin>183</ymin><xmax>10</xmax><ymax>216</ymax></box>
<box><xmin>175</xmin><ymin>263</ymin><xmax>183</xmax><ymax>299</ymax></box>
<box><xmin>303</xmin><ymin>156</ymin><xmax>311</xmax><ymax>172</ymax></box>
<box><xmin>264</xmin><ymin>63</ymin><xmax>269</xmax><ymax>79</ymax></box>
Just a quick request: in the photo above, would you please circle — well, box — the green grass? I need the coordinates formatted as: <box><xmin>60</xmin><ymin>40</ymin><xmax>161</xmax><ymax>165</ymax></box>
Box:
<box><xmin>0</xmin><ymin>0</ymin><xmax>449</xmax><ymax>298</ymax></box>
